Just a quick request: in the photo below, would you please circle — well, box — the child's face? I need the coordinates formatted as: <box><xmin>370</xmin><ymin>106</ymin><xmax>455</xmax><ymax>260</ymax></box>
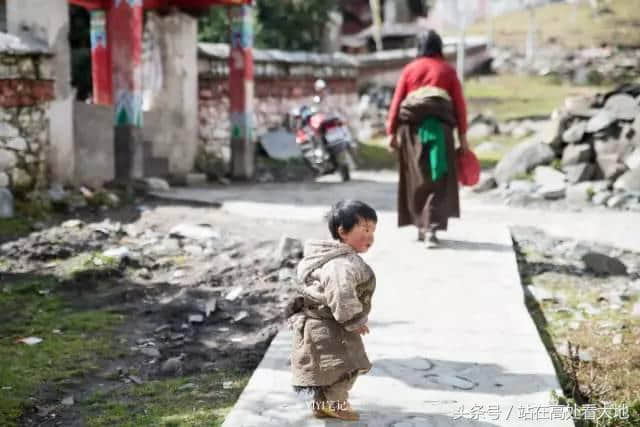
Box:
<box><xmin>339</xmin><ymin>219</ymin><xmax>376</xmax><ymax>253</ymax></box>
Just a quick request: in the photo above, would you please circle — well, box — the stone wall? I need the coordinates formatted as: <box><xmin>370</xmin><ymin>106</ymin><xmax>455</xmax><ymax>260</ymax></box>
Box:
<box><xmin>0</xmin><ymin>37</ymin><xmax>54</xmax><ymax>195</ymax></box>
<box><xmin>197</xmin><ymin>43</ymin><xmax>359</xmax><ymax>166</ymax></box>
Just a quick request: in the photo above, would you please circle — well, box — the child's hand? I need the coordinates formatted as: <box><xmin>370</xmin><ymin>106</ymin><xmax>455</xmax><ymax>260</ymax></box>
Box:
<box><xmin>355</xmin><ymin>324</ymin><xmax>370</xmax><ymax>335</ymax></box>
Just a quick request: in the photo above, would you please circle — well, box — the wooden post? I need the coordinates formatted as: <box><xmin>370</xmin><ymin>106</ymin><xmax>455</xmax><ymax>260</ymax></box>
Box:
<box><xmin>108</xmin><ymin>0</ymin><xmax>144</xmax><ymax>183</ymax></box>
<box><xmin>90</xmin><ymin>9</ymin><xmax>112</xmax><ymax>105</ymax></box>
<box><xmin>229</xmin><ymin>4</ymin><xmax>254</xmax><ymax>180</ymax></box>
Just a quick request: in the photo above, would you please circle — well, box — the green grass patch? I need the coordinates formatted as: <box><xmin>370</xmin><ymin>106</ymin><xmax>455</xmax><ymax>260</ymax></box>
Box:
<box><xmin>459</xmin><ymin>0</ymin><xmax>640</xmax><ymax>49</ymax></box>
<box><xmin>0</xmin><ymin>217</ymin><xmax>33</xmax><ymax>241</ymax></box>
<box><xmin>357</xmin><ymin>138</ymin><xmax>397</xmax><ymax>170</ymax></box>
<box><xmin>86</xmin><ymin>370</ymin><xmax>250</xmax><ymax>427</ymax></box>
<box><xmin>464</xmin><ymin>74</ymin><xmax>605</xmax><ymax>121</ymax></box>
<box><xmin>58</xmin><ymin>252</ymin><xmax>121</xmax><ymax>281</ymax></box>
<box><xmin>0</xmin><ymin>276</ymin><xmax>123</xmax><ymax>427</ymax></box>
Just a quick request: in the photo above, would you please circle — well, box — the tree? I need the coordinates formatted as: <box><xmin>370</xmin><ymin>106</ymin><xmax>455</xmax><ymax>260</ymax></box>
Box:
<box><xmin>198</xmin><ymin>0</ymin><xmax>338</xmax><ymax>51</ymax></box>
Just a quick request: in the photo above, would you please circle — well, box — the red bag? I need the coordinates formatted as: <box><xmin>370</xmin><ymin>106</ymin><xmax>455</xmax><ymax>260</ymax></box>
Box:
<box><xmin>456</xmin><ymin>149</ymin><xmax>480</xmax><ymax>186</ymax></box>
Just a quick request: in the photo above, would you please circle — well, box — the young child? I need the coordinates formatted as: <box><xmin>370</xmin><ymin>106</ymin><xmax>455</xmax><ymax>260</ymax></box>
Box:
<box><xmin>288</xmin><ymin>200</ymin><xmax>377</xmax><ymax>421</ymax></box>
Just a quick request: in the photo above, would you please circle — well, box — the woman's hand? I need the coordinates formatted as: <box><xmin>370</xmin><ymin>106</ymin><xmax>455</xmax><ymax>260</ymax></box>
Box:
<box><xmin>354</xmin><ymin>324</ymin><xmax>370</xmax><ymax>335</ymax></box>
<box><xmin>387</xmin><ymin>134</ymin><xmax>399</xmax><ymax>153</ymax></box>
<box><xmin>459</xmin><ymin>133</ymin><xmax>470</xmax><ymax>153</ymax></box>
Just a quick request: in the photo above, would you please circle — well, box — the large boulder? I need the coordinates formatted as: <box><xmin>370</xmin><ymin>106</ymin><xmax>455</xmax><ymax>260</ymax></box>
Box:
<box><xmin>586</xmin><ymin>110</ymin><xmax>616</xmax><ymax>133</ymax></box>
<box><xmin>596</xmin><ymin>154</ymin><xmax>627</xmax><ymax>180</ymax></box>
<box><xmin>624</xmin><ymin>148</ymin><xmax>640</xmax><ymax>170</ymax></box>
<box><xmin>494</xmin><ymin>140</ymin><xmax>555</xmax><ymax>185</ymax></box>
<box><xmin>564</xmin><ymin>163</ymin><xmax>596</xmax><ymax>184</ymax></box>
<box><xmin>603</xmin><ymin>93</ymin><xmax>640</xmax><ymax>121</ymax></box>
<box><xmin>562</xmin><ymin>144</ymin><xmax>592</xmax><ymax>166</ymax></box>
<box><xmin>562</xmin><ymin>121</ymin><xmax>587</xmax><ymax>144</ymax></box>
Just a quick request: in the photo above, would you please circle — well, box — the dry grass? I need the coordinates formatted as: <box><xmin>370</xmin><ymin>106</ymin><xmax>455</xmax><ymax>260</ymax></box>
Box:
<box><xmin>461</xmin><ymin>0</ymin><xmax>640</xmax><ymax>50</ymax></box>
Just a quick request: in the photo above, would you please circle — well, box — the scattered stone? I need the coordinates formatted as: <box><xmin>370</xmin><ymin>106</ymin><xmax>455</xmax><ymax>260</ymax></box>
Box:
<box><xmin>144</xmin><ymin>177</ymin><xmax>170</xmax><ymax>192</ymax></box>
<box><xmin>632</xmin><ymin>303</ymin><xmax>640</xmax><ymax>317</ymax></box>
<box><xmin>102</xmin><ymin>246</ymin><xmax>129</xmax><ymax>261</ymax></box>
<box><xmin>170</xmin><ymin>223</ymin><xmax>220</xmax><ymax>241</ymax></box>
<box><xmin>494</xmin><ymin>140</ymin><xmax>555</xmax><ymax>185</ymax></box>
<box><xmin>467</xmin><ymin>122</ymin><xmax>494</xmax><ymax>139</ymax></box>
<box><xmin>613</xmin><ymin>168</ymin><xmax>640</xmax><ymax>193</ymax></box>
<box><xmin>538</xmin><ymin>184</ymin><xmax>566</xmax><ymax>200</ymax></box>
<box><xmin>18</xmin><ymin>337</ymin><xmax>42</xmax><ymax>345</ymax></box>
<box><xmin>232</xmin><ymin>310</ymin><xmax>249</xmax><ymax>323</ymax></box>
<box><xmin>582</xmin><ymin>252</ymin><xmax>628</xmax><ymax>276</ymax></box>
<box><xmin>178</xmin><ymin>383</ymin><xmax>196</xmax><ymax>391</ymax></box>
<box><xmin>62</xmin><ymin>219</ymin><xmax>83</xmax><ymax>228</ymax></box>
<box><xmin>612</xmin><ymin>334</ymin><xmax>623</xmax><ymax>345</ymax></box>
<box><xmin>188</xmin><ymin>314</ymin><xmax>204</xmax><ymax>324</ymax></box>
<box><xmin>226</xmin><ymin>286</ymin><xmax>244</xmax><ymax>301</ymax></box>
<box><xmin>0</xmin><ymin>188</ymin><xmax>14</xmax><ymax>218</ymax></box>
<box><xmin>607</xmin><ymin>193</ymin><xmax>631</xmax><ymax>208</ymax></box>
<box><xmin>275</xmin><ymin>236</ymin><xmax>303</xmax><ymax>262</ymax></box>
<box><xmin>527</xmin><ymin>285</ymin><xmax>555</xmax><ymax>302</ymax></box>
<box><xmin>223</xmin><ymin>381</ymin><xmax>234</xmax><ymax>389</ymax></box>
<box><xmin>161</xmin><ymin>356</ymin><xmax>184</xmax><ymax>375</ymax></box>
<box><xmin>472</xmin><ymin>172</ymin><xmax>497</xmax><ymax>192</ymax></box>
<box><xmin>183</xmin><ymin>244</ymin><xmax>204</xmax><ymax>256</ymax></box>
<box><xmin>591</xmin><ymin>191</ymin><xmax>612</xmax><ymax>206</ymax></box>
<box><xmin>137</xmin><ymin>268</ymin><xmax>152</xmax><ymax>279</ymax></box>
<box><xmin>140</xmin><ymin>347</ymin><xmax>161</xmax><ymax>358</ymax></box>
<box><xmin>61</xmin><ymin>396</ymin><xmax>74</xmax><ymax>406</ymax></box>
<box><xmin>129</xmin><ymin>375</ymin><xmax>144</xmax><ymax>385</ymax></box>
<box><xmin>596</xmin><ymin>154</ymin><xmax>627</xmax><ymax>180</ymax></box>
<box><xmin>154</xmin><ymin>324</ymin><xmax>171</xmax><ymax>333</ymax></box>
<box><xmin>624</xmin><ymin>148</ymin><xmax>640</xmax><ymax>170</ymax></box>
<box><xmin>474</xmin><ymin>142</ymin><xmax>502</xmax><ymax>154</ymax></box>
<box><xmin>534</xmin><ymin>166</ymin><xmax>566</xmax><ymax>187</ymax></box>
<box><xmin>204</xmin><ymin>298</ymin><xmax>217</xmax><ymax>317</ymax></box>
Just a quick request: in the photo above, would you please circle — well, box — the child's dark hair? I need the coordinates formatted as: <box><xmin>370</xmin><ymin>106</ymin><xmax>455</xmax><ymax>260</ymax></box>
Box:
<box><xmin>327</xmin><ymin>200</ymin><xmax>377</xmax><ymax>240</ymax></box>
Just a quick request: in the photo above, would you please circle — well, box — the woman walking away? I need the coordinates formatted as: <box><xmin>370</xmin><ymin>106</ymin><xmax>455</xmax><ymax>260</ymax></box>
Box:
<box><xmin>386</xmin><ymin>30</ymin><xmax>470</xmax><ymax>248</ymax></box>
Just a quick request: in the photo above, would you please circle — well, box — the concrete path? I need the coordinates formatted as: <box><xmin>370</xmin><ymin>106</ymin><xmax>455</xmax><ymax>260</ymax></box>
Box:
<box><xmin>153</xmin><ymin>171</ymin><xmax>639</xmax><ymax>426</ymax></box>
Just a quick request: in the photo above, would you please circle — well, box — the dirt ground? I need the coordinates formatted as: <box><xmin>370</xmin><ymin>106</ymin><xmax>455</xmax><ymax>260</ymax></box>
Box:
<box><xmin>0</xmin><ymin>198</ymin><xmax>315</xmax><ymax>427</ymax></box>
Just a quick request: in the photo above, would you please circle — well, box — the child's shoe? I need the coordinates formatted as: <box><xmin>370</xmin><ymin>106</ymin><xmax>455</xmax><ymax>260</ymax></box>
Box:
<box><xmin>317</xmin><ymin>401</ymin><xmax>360</xmax><ymax>421</ymax></box>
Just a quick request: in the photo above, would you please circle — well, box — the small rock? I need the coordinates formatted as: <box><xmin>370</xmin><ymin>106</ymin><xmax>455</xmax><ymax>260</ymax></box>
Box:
<box><xmin>129</xmin><ymin>375</ymin><xmax>144</xmax><ymax>385</ymax></box>
<box><xmin>578</xmin><ymin>350</ymin><xmax>593</xmax><ymax>362</ymax></box>
<box><xmin>613</xmin><ymin>168</ymin><xmax>640</xmax><ymax>193</ymax></box>
<box><xmin>538</xmin><ymin>185</ymin><xmax>566</xmax><ymax>200</ymax></box>
<box><xmin>612</xmin><ymin>334</ymin><xmax>623</xmax><ymax>345</ymax></box>
<box><xmin>154</xmin><ymin>324</ymin><xmax>171</xmax><ymax>333</ymax></box>
<box><xmin>161</xmin><ymin>356</ymin><xmax>184</xmax><ymax>375</ymax></box>
<box><xmin>632</xmin><ymin>302</ymin><xmax>640</xmax><ymax>317</ymax></box>
<box><xmin>61</xmin><ymin>396</ymin><xmax>74</xmax><ymax>406</ymax></box>
<box><xmin>226</xmin><ymin>286</ymin><xmax>244</xmax><ymax>301</ymax></box>
<box><xmin>624</xmin><ymin>148</ymin><xmax>640</xmax><ymax>170</ymax></box>
<box><xmin>188</xmin><ymin>314</ymin><xmax>204</xmax><ymax>323</ymax></box>
<box><xmin>275</xmin><ymin>236</ymin><xmax>303</xmax><ymax>262</ymax></box>
<box><xmin>170</xmin><ymin>223</ymin><xmax>220</xmax><ymax>241</ymax></box>
<box><xmin>467</xmin><ymin>122</ymin><xmax>495</xmax><ymax>139</ymax></box>
<box><xmin>223</xmin><ymin>381</ymin><xmax>234</xmax><ymax>389</ymax></box>
<box><xmin>596</xmin><ymin>154</ymin><xmax>627</xmax><ymax>180</ymax></box>
<box><xmin>18</xmin><ymin>337</ymin><xmax>43</xmax><ymax>345</ymax></box>
<box><xmin>232</xmin><ymin>310</ymin><xmax>249</xmax><ymax>323</ymax></box>
<box><xmin>178</xmin><ymin>382</ymin><xmax>196</xmax><ymax>391</ymax></box>
<box><xmin>474</xmin><ymin>142</ymin><xmax>502</xmax><ymax>154</ymax></box>
<box><xmin>62</xmin><ymin>219</ymin><xmax>83</xmax><ymax>228</ymax></box>
<box><xmin>0</xmin><ymin>188</ymin><xmax>14</xmax><ymax>218</ymax></box>
<box><xmin>495</xmin><ymin>140</ymin><xmax>555</xmax><ymax>185</ymax></box>
<box><xmin>102</xmin><ymin>246</ymin><xmax>129</xmax><ymax>261</ymax></box>
<box><xmin>471</xmin><ymin>172</ymin><xmax>496</xmax><ymax>193</ymax></box>
<box><xmin>507</xmin><ymin>180</ymin><xmax>537</xmax><ymax>194</ymax></box>
<box><xmin>137</xmin><ymin>268</ymin><xmax>152</xmax><ymax>279</ymax></box>
<box><xmin>144</xmin><ymin>177</ymin><xmax>170</xmax><ymax>192</ymax></box>
<box><xmin>592</xmin><ymin>191</ymin><xmax>612</xmax><ymax>206</ymax></box>
<box><xmin>607</xmin><ymin>193</ymin><xmax>632</xmax><ymax>208</ymax></box>
<box><xmin>204</xmin><ymin>298</ymin><xmax>217</xmax><ymax>317</ymax></box>
<box><xmin>527</xmin><ymin>285</ymin><xmax>555</xmax><ymax>302</ymax></box>
<box><xmin>582</xmin><ymin>252</ymin><xmax>627</xmax><ymax>275</ymax></box>
<box><xmin>140</xmin><ymin>347</ymin><xmax>161</xmax><ymax>358</ymax></box>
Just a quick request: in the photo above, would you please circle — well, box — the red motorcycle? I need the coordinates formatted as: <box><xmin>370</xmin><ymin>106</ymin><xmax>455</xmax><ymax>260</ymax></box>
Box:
<box><xmin>289</xmin><ymin>105</ymin><xmax>356</xmax><ymax>181</ymax></box>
